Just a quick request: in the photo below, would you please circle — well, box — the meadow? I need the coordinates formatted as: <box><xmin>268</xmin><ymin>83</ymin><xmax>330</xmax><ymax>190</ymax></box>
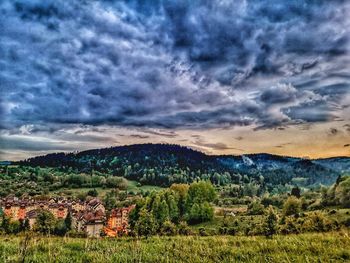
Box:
<box><xmin>49</xmin><ymin>179</ymin><xmax>164</xmax><ymax>198</ymax></box>
<box><xmin>1</xmin><ymin>231</ymin><xmax>349</xmax><ymax>263</ymax></box>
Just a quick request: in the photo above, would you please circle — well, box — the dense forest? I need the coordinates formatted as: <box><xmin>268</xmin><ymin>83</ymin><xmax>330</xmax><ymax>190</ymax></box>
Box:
<box><xmin>17</xmin><ymin>144</ymin><xmax>349</xmax><ymax>188</ymax></box>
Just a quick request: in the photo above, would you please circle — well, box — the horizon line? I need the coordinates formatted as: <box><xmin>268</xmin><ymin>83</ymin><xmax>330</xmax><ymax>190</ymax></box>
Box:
<box><xmin>2</xmin><ymin>143</ymin><xmax>349</xmax><ymax>162</ymax></box>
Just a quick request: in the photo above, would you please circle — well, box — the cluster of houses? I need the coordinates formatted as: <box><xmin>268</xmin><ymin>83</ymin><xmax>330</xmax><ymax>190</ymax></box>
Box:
<box><xmin>0</xmin><ymin>196</ymin><xmax>134</xmax><ymax>237</ymax></box>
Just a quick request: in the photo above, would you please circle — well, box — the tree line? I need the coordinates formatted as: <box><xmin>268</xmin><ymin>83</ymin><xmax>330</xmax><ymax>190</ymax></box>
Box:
<box><xmin>129</xmin><ymin>181</ymin><xmax>216</xmax><ymax>236</ymax></box>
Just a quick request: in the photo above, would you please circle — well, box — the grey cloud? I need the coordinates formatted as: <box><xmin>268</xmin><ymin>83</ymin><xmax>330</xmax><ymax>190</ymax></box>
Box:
<box><xmin>283</xmin><ymin>100</ymin><xmax>336</xmax><ymax>123</ymax></box>
<box><xmin>274</xmin><ymin>143</ymin><xmax>292</xmax><ymax>148</ymax></box>
<box><xmin>0</xmin><ymin>0</ymin><xmax>349</xmax><ymax>133</ymax></box>
<box><xmin>142</xmin><ymin>130</ymin><xmax>178</xmax><ymax>138</ymax></box>
<box><xmin>344</xmin><ymin>124</ymin><xmax>350</xmax><ymax>132</ymax></box>
<box><xmin>129</xmin><ymin>134</ymin><xmax>150</xmax><ymax>139</ymax></box>
<box><xmin>328</xmin><ymin>128</ymin><xmax>340</xmax><ymax>136</ymax></box>
<box><xmin>0</xmin><ymin>136</ymin><xmax>74</xmax><ymax>151</ymax></box>
<box><xmin>193</xmin><ymin>140</ymin><xmax>239</xmax><ymax>151</ymax></box>
<box><xmin>260</xmin><ymin>84</ymin><xmax>298</xmax><ymax>104</ymax></box>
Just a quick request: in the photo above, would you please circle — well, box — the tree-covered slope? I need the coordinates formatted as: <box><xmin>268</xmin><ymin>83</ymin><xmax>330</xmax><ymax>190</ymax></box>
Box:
<box><xmin>18</xmin><ymin>144</ymin><xmax>349</xmax><ymax>187</ymax></box>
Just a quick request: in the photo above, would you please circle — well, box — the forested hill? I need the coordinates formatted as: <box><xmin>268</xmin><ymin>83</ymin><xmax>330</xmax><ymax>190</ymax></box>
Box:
<box><xmin>18</xmin><ymin>144</ymin><xmax>349</xmax><ymax>187</ymax></box>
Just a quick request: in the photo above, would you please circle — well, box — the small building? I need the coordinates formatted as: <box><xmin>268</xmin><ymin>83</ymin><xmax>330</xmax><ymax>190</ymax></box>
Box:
<box><xmin>104</xmin><ymin>205</ymin><xmax>135</xmax><ymax>237</ymax></box>
<box><xmin>0</xmin><ymin>196</ymin><xmax>111</xmax><ymax>237</ymax></box>
<box><xmin>73</xmin><ymin>209</ymin><xmax>105</xmax><ymax>237</ymax></box>
<box><xmin>26</xmin><ymin>209</ymin><xmax>39</xmax><ymax>229</ymax></box>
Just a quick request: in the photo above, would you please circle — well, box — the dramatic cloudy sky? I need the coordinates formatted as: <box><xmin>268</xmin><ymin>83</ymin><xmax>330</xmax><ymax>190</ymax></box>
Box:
<box><xmin>1</xmin><ymin>0</ymin><xmax>350</xmax><ymax>160</ymax></box>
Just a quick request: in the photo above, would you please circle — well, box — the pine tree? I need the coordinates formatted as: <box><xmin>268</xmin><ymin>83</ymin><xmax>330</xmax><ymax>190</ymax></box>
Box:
<box><xmin>1</xmin><ymin>214</ymin><xmax>10</xmax><ymax>233</ymax></box>
<box><xmin>64</xmin><ymin>211</ymin><xmax>72</xmax><ymax>230</ymax></box>
<box><xmin>200</xmin><ymin>202</ymin><xmax>214</xmax><ymax>222</ymax></box>
<box><xmin>167</xmin><ymin>194</ymin><xmax>180</xmax><ymax>223</ymax></box>
<box><xmin>187</xmin><ymin>203</ymin><xmax>201</xmax><ymax>224</ymax></box>
<box><xmin>291</xmin><ymin>186</ymin><xmax>301</xmax><ymax>198</ymax></box>
<box><xmin>151</xmin><ymin>195</ymin><xmax>161</xmax><ymax>220</ymax></box>
<box><xmin>264</xmin><ymin>206</ymin><xmax>278</xmax><ymax>238</ymax></box>
<box><xmin>283</xmin><ymin>196</ymin><xmax>301</xmax><ymax>216</ymax></box>
<box><xmin>24</xmin><ymin>218</ymin><xmax>30</xmax><ymax>231</ymax></box>
<box><xmin>135</xmin><ymin>208</ymin><xmax>157</xmax><ymax>237</ymax></box>
<box><xmin>103</xmin><ymin>190</ymin><xmax>117</xmax><ymax>211</ymax></box>
<box><xmin>34</xmin><ymin>210</ymin><xmax>56</xmax><ymax>235</ymax></box>
<box><xmin>158</xmin><ymin>200</ymin><xmax>169</xmax><ymax>225</ymax></box>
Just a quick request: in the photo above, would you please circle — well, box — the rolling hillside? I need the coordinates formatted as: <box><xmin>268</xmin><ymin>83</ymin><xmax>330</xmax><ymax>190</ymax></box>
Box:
<box><xmin>17</xmin><ymin>144</ymin><xmax>349</xmax><ymax>187</ymax></box>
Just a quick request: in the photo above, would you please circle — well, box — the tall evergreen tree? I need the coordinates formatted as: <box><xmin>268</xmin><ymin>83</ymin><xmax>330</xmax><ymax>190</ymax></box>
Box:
<box><xmin>167</xmin><ymin>194</ymin><xmax>180</xmax><ymax>223</ymax></box>
<box><xmin>135</xmin><ymin>208</ymin><xmax>157</xmax><ymax>237</ymax></box>
<box><xmin>34</xmin><ymin>210</ymin><xmax>56</xmax><ymax>235</ymax></box>
<box><xmin>291</xmin><ymin>186</ymin><xmax>301</xmax><ymax>198</ymax></box>
<box><xmin>1</xmin><ymin>214</ymin><xmax>10</xmax><ymax>234</ymax></box>
<box><xmin>158</xmin><ymin>200</ymin><xmax>169</xmax><ymax>225</ymax></box>
<box><xmin>264</xmin><ymin>206</ymin><xmax>278</xmax><ymax>238</ymax></box>
<box><xmin>64</xmin><ymin>212</ymin><xmax>72</xmax><ymax>230</ymax></box>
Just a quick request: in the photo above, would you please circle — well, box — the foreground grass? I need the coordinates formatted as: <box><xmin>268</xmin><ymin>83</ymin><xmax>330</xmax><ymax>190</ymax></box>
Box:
<box><xmin>0</xmin><ymin>231</ymin><xmax>349</xmax><ymax>262</ymax></box>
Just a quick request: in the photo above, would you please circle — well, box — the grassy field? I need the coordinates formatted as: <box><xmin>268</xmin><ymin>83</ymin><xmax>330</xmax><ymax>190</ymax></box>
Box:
<box><xmin>126</xmin><ymin>180</ymin><xmax>164</xmax><ymax>193</ymax></box>
<box><xmin>0</xmin><ymin>231</ymin><xmax>349</xmax><ymax>262</ymax></box>
<box><xmin>50</xmin><ymin>179</ymin><xmax>164</xmax><ymax>197</ymax></box>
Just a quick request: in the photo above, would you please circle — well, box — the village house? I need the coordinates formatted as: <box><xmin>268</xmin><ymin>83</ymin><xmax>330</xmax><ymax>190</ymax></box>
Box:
<box><xmin>104</xmin><ymin>205</ymin><xmax>135</xmax><ymax>237</ymax></box>
<box><xmin>1</xmin><ymin>196</ymin><xmax>134</xmax><ymax>238</ymax></box>
<box><xmin>1</xmin><ymin>196</ymin><xmax>71</xmax><ymax>222</ymax></box>
<box><xmin>72</xmin><ymin>209</ymin><xmax>105</xmax><ymax>237</ymax></box>
<box><xmin>0</xmin><ymin>196</ymin><xmax>106</xmax><ymax>235</ymax></box>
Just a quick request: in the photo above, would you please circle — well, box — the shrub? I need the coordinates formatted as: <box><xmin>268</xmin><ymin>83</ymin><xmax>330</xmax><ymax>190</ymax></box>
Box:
<box><xmin>160</xmin><ymin>220</ymin><xmax>177</xmax><ymax>236</ymax></box>
<box><xmin>302</xmin><ymin>212</ymin><xmax>335</xmax><ymax>232</ymax></box>
<box><xmin>343</xmin><ymin>218</ymin><xmax>350</xmax><ymax>227</ymax></box>
<box><xmin>283</xmin><ymin>196</ymin><xmax>301</xmax><ymax>216</ymax></box>
<box><xmin>280</xmin><ymin>218</ymin><xmax>300</xmax><ymax>235</ymax></box>
<box><xmin>178</xmin><ymin>221</ymin><xmax>191</xmax><ymax>235</ymax></box>
<box><xmin>227</xmin><ymin>227</ymin><xmax>236</xmax><ymax>236</ymax></box>
<box><xmin>186</xmin><ymin>202</ymin><xmax>214</xmax><ymax>224</ymax></box>
<box><xmin>198</xmin><ymin>227</ymin><xmax>208</xmax><ymax>236</ymax></box>
<box><xmin>34</xmin><ymin>210</ymin><xmax>56</xmax><ymax>235</ymax></box>
<box><xmin>54</xmin><ymin>220</ymin><xmax>68</xmax><ymax>236</ymax></box>
<box><xmin>328</xmin><ymin>210</ymin><xmax>337</xmax><ymax>215</ymax></box>
<box><xmin>105</xmin><ymin>177</ymin><xmax>128</xmax><ymax>189</ymax></box>
<box><xmin>247</xmin><ymin>200</ymin><xmax>265</xmax><ymax>215</ymax></box>
<box><xmin>87</xmin><ymin>189</ymin><xmax>98</xmax><ymax>197</ymax></box>
<box><xmin>135</xmin><ymin>208</ymin><xmax>158</xmax><ymax>237</ymax></box>
<box><xmin>8</xmin><ymin>220</ymin><xmax>21</xmax><ymax>234</ymax></box>
<box><xmin>335</xmin><ymin>176</ymin><xmax>350</xmax><ymax>208</ymax></box>
<box><xmin>219</xmin><ymin>227</ymin><xmax>228</xmax><ymax>235</ymax></box>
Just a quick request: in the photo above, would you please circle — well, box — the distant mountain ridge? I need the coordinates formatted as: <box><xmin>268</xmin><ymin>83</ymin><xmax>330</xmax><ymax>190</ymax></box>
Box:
<box><xmin>17</xmin><ymin>143</ymin><xmax>350</xmax><ymax>187</ymax></box>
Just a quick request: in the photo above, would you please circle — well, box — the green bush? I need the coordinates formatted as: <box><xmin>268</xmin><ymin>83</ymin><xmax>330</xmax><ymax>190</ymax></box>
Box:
<box><xmin>247</xmin><ymin>200</ymin><xmax>265</xmax><ymax>215</ymax></box>
<box><xmin>198</xmin><ymin>227</ymin><xmax>208</xmax><ymax>236</ymax></box>
<box><xmin>283</xmin><ymin>196</ymin><xmax>301</xmax><ymax>216</ymax></box>
<box><xmin>160</xmin><ymin>220</ymin><xmax>177</xmax><ymax>236</ymax></box>
<box><xmin>280</xmin><ymin>218</ymin><xmax>300</xmax><ymax>235</ymax></box>
<box><xmin>177</xmin><ymin>221</ymin><xmax>191</xmax><ymax>235</ymax></box>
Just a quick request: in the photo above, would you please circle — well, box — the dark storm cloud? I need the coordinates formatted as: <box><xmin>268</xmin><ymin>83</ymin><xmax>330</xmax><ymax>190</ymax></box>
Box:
<box><xmin>260</xmin><ymin>84</ymin><xmax>298</xmax><ymax>104</ymax></box>
<box><xmin>283</xmin><ymin>100</ymin><xmax>336</xmax><ymax>123</ymax></box>
<box><xmin>0</xmin><ymin>0</ymin><xmax>349</xmax><ymax>134</ymax></box>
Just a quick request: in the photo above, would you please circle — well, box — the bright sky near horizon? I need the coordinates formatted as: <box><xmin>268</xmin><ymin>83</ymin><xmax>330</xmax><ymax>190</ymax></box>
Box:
<box><xmin>0</xmin><ymin>0</ymin><xmax>349</xmax><ymax>160</ymax></box>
